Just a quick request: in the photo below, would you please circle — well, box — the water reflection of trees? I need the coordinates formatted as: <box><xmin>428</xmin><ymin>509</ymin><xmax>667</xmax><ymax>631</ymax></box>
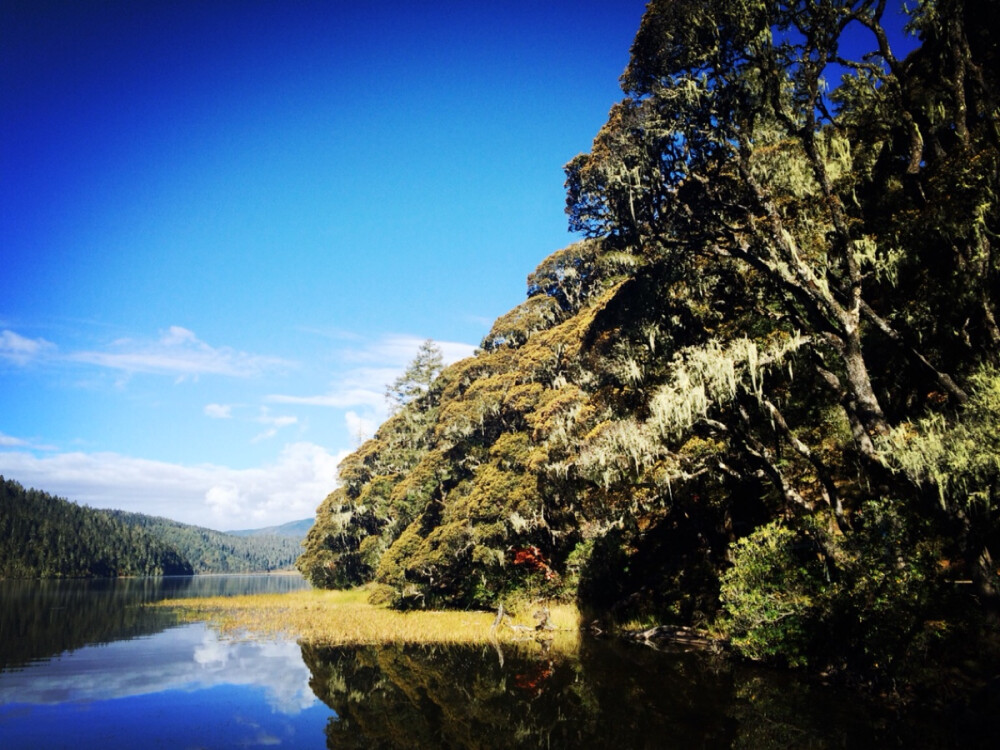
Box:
<box><xmin>303</xmin><ymin>640</ymin><xmax>737</xmax><ymax>748</ymax></box>
<box><xmin>0</xmin><ymin>575</ymin><xmax>309</xmax><ymax>671</ymax></box>
<box><xmin>302</xmin><ymin>638</ymin><xmax>983</xmax><ymax>749</ymax></box>
<box><xmin>0</xmin><ymin>578</ymin><xmax>187</xmax><ymax>670</ymax></box>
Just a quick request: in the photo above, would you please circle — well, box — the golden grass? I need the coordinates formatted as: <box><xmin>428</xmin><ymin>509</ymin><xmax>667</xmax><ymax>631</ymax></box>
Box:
<box><xmin>157</xmin><ymin>587</ymin><xmax>580</xmax><ymax>652</ymax></box>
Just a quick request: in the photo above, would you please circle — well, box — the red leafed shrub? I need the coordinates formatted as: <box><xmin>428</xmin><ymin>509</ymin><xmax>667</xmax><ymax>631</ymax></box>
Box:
<box><xmin>511</xmin><ymin>545</ymin><xmax>557</xmax><ymax>580</ymax></box>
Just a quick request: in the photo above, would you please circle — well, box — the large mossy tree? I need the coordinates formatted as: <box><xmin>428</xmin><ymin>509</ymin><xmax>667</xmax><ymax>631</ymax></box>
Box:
<box><xmin>300</xmin><ymin>0</ymin><xmax>999</xmax><ymax>679</ymax></box>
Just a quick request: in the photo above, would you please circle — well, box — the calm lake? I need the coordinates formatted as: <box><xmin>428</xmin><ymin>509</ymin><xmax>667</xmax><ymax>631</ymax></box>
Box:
<box><xmin>0</xmin><ymin>576</ymin><xmax>994</xmax><ymax>749</ymax></box>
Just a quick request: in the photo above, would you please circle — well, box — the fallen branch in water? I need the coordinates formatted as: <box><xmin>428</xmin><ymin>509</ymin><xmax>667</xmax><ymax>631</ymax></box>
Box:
<box><xmin>624</xmin><ymin>625</ymin><xmax>727</xmax><ymax>652</ymax></box>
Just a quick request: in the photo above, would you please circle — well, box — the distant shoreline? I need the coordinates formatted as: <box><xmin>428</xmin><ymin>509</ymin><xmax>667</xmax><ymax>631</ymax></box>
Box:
<box><xmin>1</xmin><ymin>569</ymin><xmax>303</xmax><ymax>582</ymax></box>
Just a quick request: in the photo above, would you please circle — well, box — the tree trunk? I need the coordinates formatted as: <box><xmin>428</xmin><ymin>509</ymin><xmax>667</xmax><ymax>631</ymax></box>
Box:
<box><xmin>840</xmin><ymin>330</ymin><xmax>889</xmax><ymax>440</ymax></box>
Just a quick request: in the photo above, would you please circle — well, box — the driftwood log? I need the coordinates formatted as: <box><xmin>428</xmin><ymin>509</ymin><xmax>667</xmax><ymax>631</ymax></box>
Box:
<box><xmin>490</xmin><ymin>603</ymin><xmax>561</xmax><ymax>638</ymax></box>
<box><xmin>624</xmin><ymin>625</ymin><xmax>726</xmax><ymax>652</ymax></box>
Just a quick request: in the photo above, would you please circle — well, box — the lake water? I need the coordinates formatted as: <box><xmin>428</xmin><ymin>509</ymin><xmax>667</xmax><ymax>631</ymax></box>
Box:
<box><xmin>0</xmin><ymin>576</ymin><xmax>994</xmax><ymax>748</ymax></box>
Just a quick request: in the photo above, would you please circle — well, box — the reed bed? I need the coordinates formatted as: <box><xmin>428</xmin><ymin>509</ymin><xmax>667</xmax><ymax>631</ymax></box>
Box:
<box><xmin>157</xmin><ymin>587</ymin><xmax>580</xmax><ymax>651</ymax></box>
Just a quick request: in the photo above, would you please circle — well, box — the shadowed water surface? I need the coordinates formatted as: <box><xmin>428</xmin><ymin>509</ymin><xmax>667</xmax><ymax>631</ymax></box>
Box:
<box><xmin>1</xmin><ymin>578</ymin><xmax>996</xmax><ymax>748</ymax></box>
<box><xmin>302</xmin><ymin>639</ymin><xmax>997</xmax><ymax>749</ymax></box>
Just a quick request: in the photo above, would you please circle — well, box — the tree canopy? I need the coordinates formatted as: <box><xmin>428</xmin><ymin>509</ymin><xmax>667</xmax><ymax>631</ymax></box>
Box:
<box><xmin>300</xmin><ymin>0</ymin><xmax>999</xmax><ymax>684</ymax></box>
<box><xmin>0</xmin><ymin>476</ymin><xmax>192</xmax><ymax>578</ymax></box>
<box><xmin>0</xmin><ymin>476</ymin><xmax>303</xmax><ymax>578</ymax></box>
<box><xmin>385</xmin><ymin>340</ymin><xmax>445</xmax><ymax>412</ymax></box>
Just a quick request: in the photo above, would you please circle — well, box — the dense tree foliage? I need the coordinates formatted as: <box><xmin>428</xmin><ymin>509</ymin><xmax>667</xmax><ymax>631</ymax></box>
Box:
<box><xmin>0</xmin><ymin>476</ymin><xmax>302</xmax><ymax>578</ymax></box>
<box><xmin>105</xmin><ymin>510</ymin><xmax>303</xmax><ymax>574</ymax></box>
<box><xmin>0</xmin><ymin>477</ymin><xmax>192</xmax><ymax>578</ymax></box>
<box><xmin>300</xmin><ymin>0</ymin><xmax>999</xmax><ymax>682</ymax></box>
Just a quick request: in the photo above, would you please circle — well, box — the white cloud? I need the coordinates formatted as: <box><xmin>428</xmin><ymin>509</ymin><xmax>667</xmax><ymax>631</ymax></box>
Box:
<box><xmin>0</xmin><ymin>431</ymin><xmax>56</xmax><ymax>451</ymax></box>
<box><xmin>205</xmin><ymin>483</ymin><xmax>243</xmax><ymax>515</ymax></box>
<box><xmin>204</xmin><ymin>403</ymin><xmax>233</xmax><ymax>419</ymax></box>
<box><xmin>344</xmin><ymin>334</ymin><xmax>476</xmax><ymax>368</ymax></box>
<box><xmin>0</xmin><ymin>329</ymin><xmax>55</xmax><ymax>365</ymax></box>
<box><xmin>266</xmin><ymin>333</ymin><xmax>476</xmax><ymax>412</ymax></box>
<box><xmin>267</xmin><ymin>380</ymin><xmax>386</xmax><ymax>410</ymax></box>
<box><xmin>0</xmin><ymin>442</ymin><xmax>348</xmax><ymax>530</ymax></box>
<box><xmin>70</xmin><ymin>326</ymin><xmax>293</xmax><ymax>378</ymax></box>
<box><xmin>345</xmin><ymin>410</ymin><xmax>377</xmax><ymax>444</ymax></box>
<box><xmin>257</xmin><ymin>410</ymin><xmax>297</xmax><ymax>429</ymax></box>
<box><xmin>438</xmin><ymin>339</ymin><xmax>479</xmax><ymax>364</ymax></box>
<box><xmin>162</xmin><ymin>325</ymin><xmax>197</xmax><ymax>346</ymax></box>
<box><xmin>251</xmin><ymin>408</ymin><xmax>299</xmax><ymax>443</ymax></box>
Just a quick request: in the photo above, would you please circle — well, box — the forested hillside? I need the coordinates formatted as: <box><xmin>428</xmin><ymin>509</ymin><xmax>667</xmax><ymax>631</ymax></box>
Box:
<box><xmin>0</xmin><ymin>477</ymin><xmax>192</xmax><ymax>578</ymax></box>
<box><xmin>227</xmin><ymin>518</ymin><xmax>313</xmax><ymax>539</ymax></box>
<box><xmin>105</xmin><ymin>510</ymin><xmax>302</xmax><ymax>573</ymax></box>
<box><xmin>299</xmin><ymin>0</ymin><xmax>999</xmax><ymax>682</ymax></box>
<box><xmin>0</xmin><ymin>477</ymin><xmax>301</xmax><ymax>577</ymax></box>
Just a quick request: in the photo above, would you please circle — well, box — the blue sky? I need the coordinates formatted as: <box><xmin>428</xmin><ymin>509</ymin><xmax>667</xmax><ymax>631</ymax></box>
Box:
<box><xmin>0</xmin><ymin>0</ymin><xmax>920</xmax><ymax>531</ymax></box>
<box><xmin>1</xmin><ymin>0</ymin><xmax>648</xmax><ymax>528</ymax></box>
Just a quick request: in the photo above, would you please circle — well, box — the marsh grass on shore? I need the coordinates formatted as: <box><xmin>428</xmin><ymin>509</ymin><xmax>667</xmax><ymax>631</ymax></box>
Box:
<box><xmin>157</xmin><ymin>587</ymin><xmax>580</xmax><ymax>650</ymax></box>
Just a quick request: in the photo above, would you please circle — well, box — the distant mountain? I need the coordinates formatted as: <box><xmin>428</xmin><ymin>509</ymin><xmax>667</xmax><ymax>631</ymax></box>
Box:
<box><xmin>227</xmin><ymin>518</ymin><xmax>313</xmax><ymax>540</ymax></box>
<box><xmin>104</xmin><ymin>510</ymin><xmax>303</xmax><ymax>574</ymax></box>
<box><xmin>0</xmin><ymin>476</ymin><xmax>193</xmax><ymax>578</ymax></box>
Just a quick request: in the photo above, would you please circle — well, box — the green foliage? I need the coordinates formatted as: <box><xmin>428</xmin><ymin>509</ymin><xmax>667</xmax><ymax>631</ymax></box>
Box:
<box><xmin>297</xmin><ymin>488</ymin><xmax>377</xmax><ymax>588</ymax></box>
<box><xmin>719</xmin><ymin>521</ymin><xmax>826</xmax><ymax>667</ymax></box>
<box><xmin>0</xmin><ymin>477</ymin><xmax>192</xmax><ymax>578</ymax></box>
<box><xmin>524</xmin><ymin>238</ymin><xmax>637</xmax><ymax>313</ymax></box>
<box><xmin>481</xmin><ymin>294</ymin><xmax>562</xmax><ymax>351</ymax></box>
<box><xmin>298</xmin><ymin>343</ymin><xmax>456</xmax><ymax>588</ymax></box>
<box><xmin>880</xmin><ymin>364</ymin><xmax>1000</xmax><ymax>508</ymax></box>
<box><xmin>300</xmin><ymin>0</ymin><xmax>1000</xmax><ymax>683</ymax></box>
<box><xmin>385</xmin><ymin>339</ymin><xmax>444</xmax><ymax>412</ymax></box>
<box><xmin>105</xmin><ymin>510</ymin><xmax>302</xmax><ymax>574</ymax></box>
<box><xmin>0</xmin><ymin>476</ymin><xmax>301</xmax><ymax>580</ymax></box>
<box><xmin>828</xmin><ymin>498</ymin><xmax>948</xmax><ymax>678</ymax></box>
<box><xmin>721</xmin><ymin>502</ymin><xmax>949</xmax><ymax>676</ymax></box>
<box><xmin>649</xmin><ymin>334</ymin><xmax>807</xmax><ymax>440</ymax></box>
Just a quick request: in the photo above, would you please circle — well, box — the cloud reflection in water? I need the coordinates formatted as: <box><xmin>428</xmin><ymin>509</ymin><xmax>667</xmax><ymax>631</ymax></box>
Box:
<box><xmin>0</xmin><ymin>622</ymin><xmax>316</xmax><ymax>715</ymax></box>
